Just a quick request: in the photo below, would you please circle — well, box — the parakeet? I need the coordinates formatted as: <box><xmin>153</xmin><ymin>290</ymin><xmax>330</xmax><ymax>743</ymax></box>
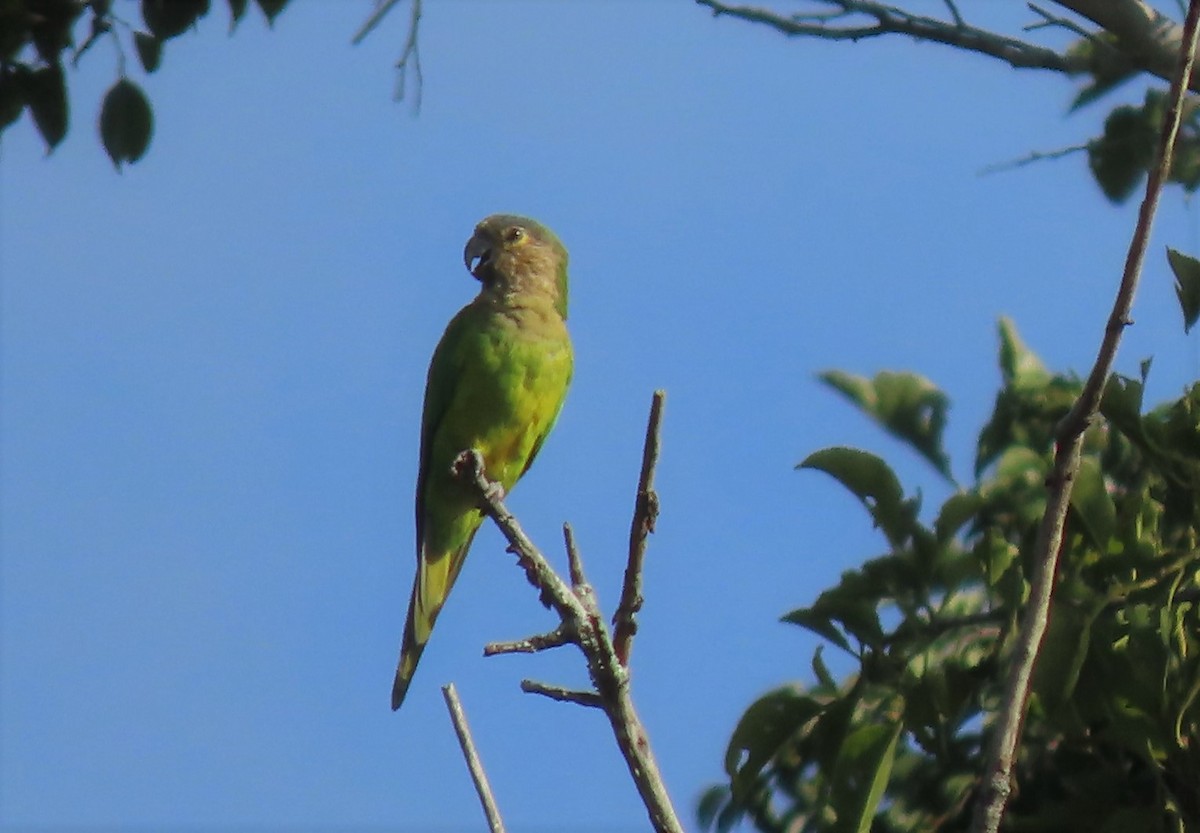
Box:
<box><xmin>391</xmin><ymin>214</ymin><xmax>573</xmax><ymax>710</ymax></box>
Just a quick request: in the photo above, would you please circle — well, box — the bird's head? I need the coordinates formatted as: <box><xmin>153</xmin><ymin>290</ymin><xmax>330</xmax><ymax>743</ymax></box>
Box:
<box><xmin>463</xmin><ymin>214</ymin><xmax>569</xmax><ymax>319</ymax></box>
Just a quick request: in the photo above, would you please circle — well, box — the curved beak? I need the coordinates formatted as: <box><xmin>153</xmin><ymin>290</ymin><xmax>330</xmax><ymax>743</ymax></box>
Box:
<box><xmin>463</xmin><ymin>232</ymin><xmax>491</xmax><ymax>279</ymax></box>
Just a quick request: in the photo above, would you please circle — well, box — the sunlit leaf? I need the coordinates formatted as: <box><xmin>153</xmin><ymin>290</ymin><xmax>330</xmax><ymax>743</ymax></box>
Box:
<box><xmin>799</xmin><ymin>447</ymin><xmax>912</xmax><ymax>548</ymax></box>
<box><xmin>820</xmin><ymin>369</ymin><xmax>953</xmax><ymax>481</ymax></box>
<box><xmin>829</xmin><ymin>718</ymin><xmax>904</xmax><ymax>833</ymax></box>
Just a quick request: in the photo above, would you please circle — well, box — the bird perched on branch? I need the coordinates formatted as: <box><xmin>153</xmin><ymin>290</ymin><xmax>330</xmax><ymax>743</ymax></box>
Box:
<box><xmin>392</xmin><ymin>214</ymin><xmax>574</xmax><ymax>710</ymax></box>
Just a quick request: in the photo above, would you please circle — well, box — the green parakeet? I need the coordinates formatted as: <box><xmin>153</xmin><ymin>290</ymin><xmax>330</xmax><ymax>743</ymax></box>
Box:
<box><xmin>391</xmin><ymin>214</ymin><xmax>573</xmax><ymax>710</ymax></box>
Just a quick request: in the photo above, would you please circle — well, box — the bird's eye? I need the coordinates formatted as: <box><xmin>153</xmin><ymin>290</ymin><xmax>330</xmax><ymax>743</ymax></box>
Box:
<box><xmin>503</xmin><ymin>226</ymin><xmax>526</xmax><ymax>244</ymax></box>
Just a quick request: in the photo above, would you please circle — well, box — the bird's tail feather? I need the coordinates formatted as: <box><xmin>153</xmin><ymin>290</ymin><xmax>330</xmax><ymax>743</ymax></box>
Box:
<box><xmin>391</xmin><ymin>544</ymin><xmax>463</xmax><ymax>710</ymax></box>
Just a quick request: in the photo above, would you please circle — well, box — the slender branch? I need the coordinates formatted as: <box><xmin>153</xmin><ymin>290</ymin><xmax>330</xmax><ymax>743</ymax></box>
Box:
<box><xmin>969</xmin><ymin>3</ymin><xmax>1200</xmax><ymax>832</ymax></box>
<box><xmin>564</xmin><ymin>523</ymin><xmax>587</xmax><ymax>589</ymax></box>
<box><xmin>613</xmin><ymin>390</ymin><xmax>666</xmax><ymax>665</ymax></box>
<box><xmin>695</xmin><ymin>0</ymin><xmax>1085</xmax><ymax>73</ymax></box>
<box><xmin>483</xmin><ymin>626</ymin><xmax>573</xmax><ymax>656</ymax></box>
<box><xmin>351</xmin><ymin>0</ymin><xmax>403</xmax><ymax>44</ymax></box>
<box><xmin>453</xmin><ymin>393</ymin><xmax>683</xmax><ymax>833</ymax></box>
<box><xmin>391</xmin><ymin>0</ymin><xmax>423</xmax><ymax>110</ymax></box>
<box><xmin>441</xmin><ymin>683</ymin><xmax>506</xmax><ymax>833</ymax></box>
<box><xmin>350</xmin><ymin>0</ymin><xmax>424</xmax><ymax>110</ymax></box>
<box><xmin>521</xmin><ymin>679</ymin><xmax>605</xmax><ymax>708</ymax></box>
<box><xmin>978</xmin><ymin>143</ymin><xmax>1088</xmax><ymax>176</ymax></box>
<box><xmin>1026</xmin><ymin>3</ymin><xmax>1094</xmax><ymax>40</ymax></box>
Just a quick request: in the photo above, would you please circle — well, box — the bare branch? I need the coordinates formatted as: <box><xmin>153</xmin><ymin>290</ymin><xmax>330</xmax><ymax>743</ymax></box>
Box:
<box><xmin>454</xmin><ymin>394</ymin><xmax>683</xmax><ymax>833</ymax></box>
<box><xmin>442</xmin><ymin>683</ymin><xmax>506</xmax><ymax>833</ymax></box>
<box><xmin>695</xmin><ymin>0</ymin><xmax>1085</xmax><ymax>73</ymax></box>
<box><xmin>613</xmin><ymin>390</ymin><xmax>666</xmax><ymax>666</ymax></box>
<box><xmin>484</xmin><ymin>627</ymin><xmax>573</xmax><ymax>656</ymax></box>
<box><xmin>564</xmin><ymin>523</ymin><xmax>586</xmax><ymax>589</ymax></box>
<box><xmin>1025</xmin><ymin>3</ymin><xmax>1089</xmax><ymax>40</ymax></box>
<box><xmin>969</xmin><ymin>2</ymin><xmax>1200</xmax><ymax>831</ymax></box>
<box><xmin>978</xmin><ymin>143</ymin><xmax>1088</xmax><ymax>176</ymax></box>
<box><xmin>521</xmin><ymin>679</ymin><xmax>605</xmax><ymax>709</ymax></box>
<box><xmin>351</xmin><ymin>0</ymin><xmax>424</xmax><ymax>111</ymax></box>
<box><xmin>391</xmin><ymin>0</ymin><xmax>423</xmax><ymax>110</ymax></box>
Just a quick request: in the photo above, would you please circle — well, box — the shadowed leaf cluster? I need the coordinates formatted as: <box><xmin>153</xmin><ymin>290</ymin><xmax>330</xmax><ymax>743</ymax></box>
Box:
<box><xmin>0</xmin><ymin>0</ymin><xmax>287</xmax><ymax>167</ymax></box>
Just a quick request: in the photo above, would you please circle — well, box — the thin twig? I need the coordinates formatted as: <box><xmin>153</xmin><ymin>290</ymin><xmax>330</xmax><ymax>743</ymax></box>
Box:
<box><xmin>1025</xmin><ymin>3</ymin><xmax>1093</xmax><ymax>39</ymax></box>
<box><xmin>521</xmin><ymin>679</ymin><xmax>605</xmax><ymax>708</ymax></box>
<box><xmin>944</xmin><ymin>0</ymin><xmax>965</xmax><ymax>28</ymax></box>
<box><xmin>695</xmin><ymin>0</ymin><xmax>1083</xmax><ymax>73</ymax></box>
<box><xmin>564</xmin><ymin>523</ymin><xmax>586</xmax><ymax>588</ymax></box>
<box><xmin>351</xmin><ymin>0</ymin><xmax>402</xmax><ymax>44</ymax></box>
<box><xmin>484</xmin><ymin>627</ymin><xmax>574</xmax><ymax>656</ymax></box>
<box><xmin>978</xmin><ymin>143</ymin><xmax>1088</xmax><ymax>176</ymax></box>
<box><xmin>391</xmin><ymin>0</ymin><xmax>423</xmax><ymax>110</ymax></box>
<box><xmin>613</xmin><ymin>390</ymin><xmax>666</xmax><ymax>666</ymax></box>
<box><xmin>350</xmin><ymin>0</ymin><xmax>424</xmax><ymax>111</ymax></box>
<box><xmin>969</xmin><ymin>3</ymin><xmax>1200</xmax><ymax>832</ymax></box>
<box><xmin>441</xmin><ymin>683</ymin><xmax>506</xmax><ymax>833</ymax></box>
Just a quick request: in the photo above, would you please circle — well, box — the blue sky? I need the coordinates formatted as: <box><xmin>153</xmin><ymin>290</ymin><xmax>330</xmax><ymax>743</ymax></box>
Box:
<box><xmin>3</xmin><ymin>1</ymin><xmax>1199</xmax><ymax>831</ymax></box>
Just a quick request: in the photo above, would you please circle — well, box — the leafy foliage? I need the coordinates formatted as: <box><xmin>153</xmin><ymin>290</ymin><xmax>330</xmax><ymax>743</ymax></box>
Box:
<box><xmin>700</xmin><ymin>318</ymin><xmax>1200</xmax><ymax>833</ymax></box>
<box><xmin>1087</xmin><ymin>89</ymin><xmax>1200</xmax><ymax>203</ymax></box>
<box><xmin>0</xmin><ymin>0</ymin><xmax>288</xmax><ymax>164</ymax></box>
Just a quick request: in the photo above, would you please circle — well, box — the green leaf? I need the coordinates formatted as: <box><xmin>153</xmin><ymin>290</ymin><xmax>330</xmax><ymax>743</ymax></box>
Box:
<box><xmin>133</xmin><ymin>32</ymin><xmax>162</xmax><ymax>73</ymax></box>
<box><xmin>255</xmin><ymin>0</ymin><xmax>289</xmax><ymax>26</ymax></box>
<box><xmin>934</xmin><ymin>490</ymin><xmax>981</xmax><ymax>543</ymax></box>
<box><xmin>820</xmin><ymin>369</ymin><xmax>953</xmax><ymax>481</ymax></box>
<box><xmin>799</xmin><ymin>447</ymin><xmax>911</xmax><ymax>547</ymax></box>
<box><xmin>227</xmin><ymin>0</ymin><xmax>249</xmax><ymax>28</ymax></box>
<box><xmin>1066</xmin><ymin>33</ymin><xmax>1135</xmax><ymax>112</ymax></box>
<box><xmin>782</xmin><ymin>606</ymin><xmax>854</xmax><ymax>655</ymax></box>
<box><xmin>99</xmin><ymin>79</ymin><xmax>154</xmax><ymax>169</ymax></box>
<box><xmin>997</xmin><ymin>317</ymin><xmax>1049</xmax><ymax>389</ymax></box>
<box><xmin>812</xmin><ymin>645</ymin><xmax>836</xmax><ymax>689</ymax></box>
<box><xmin>696</xmin><ymin>785</ymin><xmax>731</xmax><ymax>832</ymax></box>
<box><xmin>724</xmin><ymin>687</ymin><xmax>823</xmax><ymax>800</ymax></box>
<box><xmin>0</xmin><ymin>69</ymin><xmax>23</xmax><ymax>131</ymax></box>
<box><xmin>23</xmin><ymin>63</ymin><xmax>68</xmax><ymax>151</ymax></box>
<box><xmin>829</xmin><ymin>718</ymin><xmax>904</xmax><ymax>833</ymax></box>
<box><xmin>1032</xmin><ymin>600</ymin><xmax>1098</xmax><ymax>715</ymax></box>
<box><xmin>1167</xmin><ymin>247</ymin><xmax>1200</xmax><ymax>334</ymax></box>
<box><xmin>1101</xmin><ymin>370</ymin><xmax>1148</xmax><ymax>445</ymax></box>
<box><xmin>1088</xmin><ymin>103</ymin><xmax>1156</xmax><ymax>204</ymax></box>
<box><xmin>1069</xmin><ymin>456</ymin><xmax>1116</xmax><ymax>550</ymax></box>
<box><xmin>142</xmin><ymin>0</ymin><xmax>209</xmax><ymax>40</ymax></box>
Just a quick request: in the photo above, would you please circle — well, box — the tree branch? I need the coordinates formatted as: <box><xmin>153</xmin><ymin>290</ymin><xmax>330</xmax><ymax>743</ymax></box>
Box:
<box><xmin>451</xmin><ymin>391</ymin><xmax>682</xmax><ymax>833</ymax></box>
<box><xmin>521</xmin><ymin>679</ymin><xmax>605</xmax><ymax>708</ymax></box>
<box><xmin>441</xmin><ymin>683</ymin><xmax>506</xmax><ymax>833</ymax></box>
<box><xmin>969</xmin><ymin>3</ymin><xmax>1200</xmax><ymax>832</ymax></box>
<box><xmin>695</xmin><ymin>0</ymin><xmax>1086</xmax><ymax>73</ymax></box>
<box><xmin>613</xmin><ymin>389</ymin><xmax>665</xmax><ymax>665</ymax></box>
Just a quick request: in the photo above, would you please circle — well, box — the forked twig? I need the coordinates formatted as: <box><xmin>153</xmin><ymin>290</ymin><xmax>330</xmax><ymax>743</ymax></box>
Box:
<box><xmin>452</xmin><ymin>391</ymin><xmax>682</xmax><ymax>833</ymax></box>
